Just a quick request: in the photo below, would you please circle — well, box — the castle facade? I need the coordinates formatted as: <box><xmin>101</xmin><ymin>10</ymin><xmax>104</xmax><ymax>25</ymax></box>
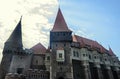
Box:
<box><xmin>0</xmin><ymin>8</ymin><xmax>120</xmax><ymax>79</ymax></box>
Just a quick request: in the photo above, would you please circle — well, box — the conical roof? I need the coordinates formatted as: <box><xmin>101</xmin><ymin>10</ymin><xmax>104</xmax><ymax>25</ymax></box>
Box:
<box><xmin>51</xmin><ymin>8</ymin><xmax>71</xmax><ymax>32</ymax></box>
<box><xmin>6</xmin><ymin>17</ymin><xmax>23</xmax><ymax>48</ymax></box>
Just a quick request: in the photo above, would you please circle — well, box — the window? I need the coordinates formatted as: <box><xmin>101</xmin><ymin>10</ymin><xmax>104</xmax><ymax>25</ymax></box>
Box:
<box><xmin>63</xmin><ymin>33</ymin><xmax>65</xmax><ymax>36</ymax></box>
<box><xmin>64</xmin><ymin>44</ymin><xmax>66</xmax><ymax>47</ymax></box>
<box><xmin>89</xmin><ymin>55</ymin><xmax>91</xmax><ymax>59</ymax></box>
<box><xmin>94</xmin><ymin>56</ymin><xmax>96</xmax><ymax>59</ymax></box>
<box><xmin>56</xmin><ymin>50</ymin><xmax>65</xmax><ymax>62</ymax></box>
<box><xmin>73</xmin><ymin>51</ymin><xmax>76</xmax><ymax>57</ymax></box>
<box><xmin>20</xmin><ymin>56</ymin><xmax>22</xmax><ymax>59</ymax></box>
<box><xmin>76</xmin><ymin>52</ymin><xmax>79</xmax><ymax>57</ymax></box>
<box><xmin>36</xmin><ymin>60</ymin><xmax>38</xmax><ymax>64</ymax></box>
<box><xmin>59</xmin><ymin>53</ymin><xmax>62</xmax><ymax>58</ymax></box>
<box><xmin>47</xmin><ymin>56</ymin><xmax>50</xmax><ymax>60</ymax></box>
<box><xmin>83</xmin><ymin>54</ymin><xmax>85</xmax><ymax>56</ymax></box>
<box><xmin>56</xmin><ymin>44</ymin><xmax>58</xmax><ymax>47</ymax></box>
<box><xmin>73</xmin><ymin>51</ymin><xmax>79</xmax><ymax>57</ymax></box>
<box><xmin>105</xmin><ymin>58</ymin><xmax>107</xmax><ymax>61</ymax></box>
<box><xmin>17</xmin><ymin>68</ymin><xmax>23</xmax><ymax>74</ymax></box>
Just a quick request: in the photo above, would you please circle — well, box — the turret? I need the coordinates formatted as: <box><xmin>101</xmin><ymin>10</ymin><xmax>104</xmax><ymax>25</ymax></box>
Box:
<box><xmin>4</xmin><ymin>17</ymin><xmax>23</xmax><ymax>51</ymax></box>
<box><xmin>0</xmin><ymin>17</ymin><xmax>23</xmax><ymax>79</ymax></box>
<box><xmin>50</xmin><ymin>8</ymin><xmax>72</xmax><ymax>49</ymax></box>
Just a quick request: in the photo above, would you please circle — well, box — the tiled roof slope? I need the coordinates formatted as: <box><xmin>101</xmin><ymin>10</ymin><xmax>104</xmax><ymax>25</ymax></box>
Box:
<box><xmin>30</xmin><ymin>43</ymin><xmax>46</xmax><ymax>54</ymax></box>
<box><xmin>51</xmin><ymin>8</ymin><xmax>71</xmax><ymax>32</ymax></box>
<box><xmin>72</xmin><ymin>35</ymin><xmax>108</xmax><ymax>53</ymax></box>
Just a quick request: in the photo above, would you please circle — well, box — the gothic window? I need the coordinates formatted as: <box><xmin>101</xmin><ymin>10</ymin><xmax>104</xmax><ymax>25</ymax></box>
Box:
<box><xmin>57</xmin><ymin>33</ymin><xmax>59</xmax><ymax>36</ymax></box>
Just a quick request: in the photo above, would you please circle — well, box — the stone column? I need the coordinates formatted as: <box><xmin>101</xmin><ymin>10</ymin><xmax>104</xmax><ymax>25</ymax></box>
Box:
<box><xmin>112</xmin><ymin>67</ymin><xmax>120</xmax><ymax>79</ymax></box>
<box><xmin>94</xmin><ymin>64</ymin><xmax>104</xmax><ymax>79</ymax></box>
<box><xmin>83</xmin><ymin>61</ymin><xmax>91</xmax><ymax>79</ymax></box>
<box><xmin>106</xmin><ymin>66</ymin><xmax>114</xmax><ymax>79</ymax></box>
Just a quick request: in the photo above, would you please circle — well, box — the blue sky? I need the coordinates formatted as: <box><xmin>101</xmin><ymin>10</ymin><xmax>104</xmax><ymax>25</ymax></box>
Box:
<box><xmin>58</xmin><ymin>0</ymin><xmax>120</xmax><ymax>58</ymax></box>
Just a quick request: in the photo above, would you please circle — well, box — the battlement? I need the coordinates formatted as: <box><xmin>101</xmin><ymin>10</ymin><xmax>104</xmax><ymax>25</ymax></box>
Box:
<box><xmin>5</xmin><ymin>73</ymin><xmax>25</xmax><ymax>79</ymax></box>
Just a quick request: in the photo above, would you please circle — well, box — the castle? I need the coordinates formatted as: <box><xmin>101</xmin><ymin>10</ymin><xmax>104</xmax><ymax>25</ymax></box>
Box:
<box><xmin>0</xmin><ymin>8</ymin><xmax>120</xmax><ymax>79</ymax></box>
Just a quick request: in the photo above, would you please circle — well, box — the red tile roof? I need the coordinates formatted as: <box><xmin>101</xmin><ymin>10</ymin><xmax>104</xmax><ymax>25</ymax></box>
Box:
<box><xmin>51</xmin><ymin>8</ymin><xmax>71</xmax><ymax>32</ymax></box>
<box><xmin>30</xmin><ymin>43</ymin><xmax>46</xmax><ymax>54</ymax></box>
<box><xmin>72</xmin><ymin>35</ymin><xmax>107</xmax><ymax>53</ymax></box>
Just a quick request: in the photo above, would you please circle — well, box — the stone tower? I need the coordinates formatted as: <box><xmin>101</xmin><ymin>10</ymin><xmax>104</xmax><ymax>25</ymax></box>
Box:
<box><xmin>8</xmin><ymin>17</ymin><xmax>32</xmax><ymax>74</ymax></box>
<box><xmin>0</xmin><ymin>17</ymin><xmax>23</xmax><ymax>79</ymax></box>
<box><xmin>50</xmin><ymin>8</ymin><xmax>73</xmax><ymax>79</ymax></box>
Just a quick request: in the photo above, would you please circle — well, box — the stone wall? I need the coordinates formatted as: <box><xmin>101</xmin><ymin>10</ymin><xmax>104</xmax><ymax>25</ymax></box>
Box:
<box><xmin>25</xmin><ymin>69</ymin><xmax>49</xmax><ymax>79</ymax></box>
<box><xmin>5</xmin><ymin>73</ymin><xmax>25</xmax><ymax>79</ymax></box>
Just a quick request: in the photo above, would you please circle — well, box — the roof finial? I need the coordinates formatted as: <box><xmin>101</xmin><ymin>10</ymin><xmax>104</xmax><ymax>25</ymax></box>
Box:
<box><xmin>20</xmin><ymin>16</ymin><xmax>22</xmax><ymax>20</ymax></box>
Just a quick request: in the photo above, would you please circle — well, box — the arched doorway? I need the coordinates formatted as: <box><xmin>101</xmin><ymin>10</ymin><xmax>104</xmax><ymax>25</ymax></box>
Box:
<box><xmin>58</xmin><ymin>77</ymin><xmax>64</xmax><ymax>79</ymax></box>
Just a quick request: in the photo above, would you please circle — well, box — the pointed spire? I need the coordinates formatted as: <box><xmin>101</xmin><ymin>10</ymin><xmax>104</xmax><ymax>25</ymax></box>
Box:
<box><xmin>51</xmin><ymin>8</ymin><xmax>71</xmax><ymax>32</ymax></box>
<box><xmin>109</xmin><ymin>47</ymin><xmax>115</xmax><ymax>56</ymax></box>
<box><xmin>6</xmin><ymin>17</ymin><xmax>23</xmax><ymax>49</ymax></box>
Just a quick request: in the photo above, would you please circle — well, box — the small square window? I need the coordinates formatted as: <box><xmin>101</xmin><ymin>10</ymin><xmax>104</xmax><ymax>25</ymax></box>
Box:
<box><xmin>47</xmin><ymin>56</ymin><xmax>50</xmax><ymax>60</ymax></box>
<box><xmin>59</xmin><ymin>53</ymin><xmax>62</xmax><ymax>58</ymax></box>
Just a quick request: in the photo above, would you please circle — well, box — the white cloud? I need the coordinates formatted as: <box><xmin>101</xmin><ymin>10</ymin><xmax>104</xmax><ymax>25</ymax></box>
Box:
<box><xmin>0</xmin><ymin>0</ymin><xmax>58</xmax><ymax>61</ymax></box>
